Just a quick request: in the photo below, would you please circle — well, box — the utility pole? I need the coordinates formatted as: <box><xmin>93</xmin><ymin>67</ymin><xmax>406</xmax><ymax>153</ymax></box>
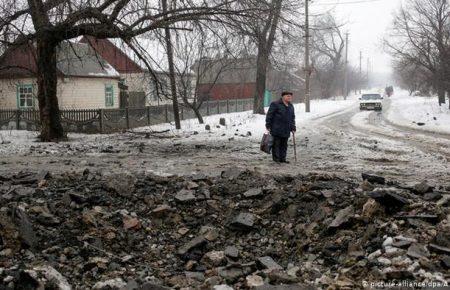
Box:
<box><xmin>359</xmin><ymin>51</ymin><xmax>362</xmax><ymax>94</ymax></box>
<box><xmin>343</xmin><ymin>32</ymin><xmax>349</xmax><ymax>100</ymax></box>
<box><xmin>367</xmin><ymin>58</ymin><xmax>370</xmax><ymax>89</ymax></box>
<box><xmin>304</xmin><ymin>0</ymin><xmax>311</xmax><ymax>112</ymax></box>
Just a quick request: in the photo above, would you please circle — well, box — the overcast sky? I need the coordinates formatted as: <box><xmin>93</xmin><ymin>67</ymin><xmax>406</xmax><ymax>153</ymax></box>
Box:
<box><xmin>311</xmin><ymin>0</ymin><xmax>404</xmax><ymax>75</ymax></box>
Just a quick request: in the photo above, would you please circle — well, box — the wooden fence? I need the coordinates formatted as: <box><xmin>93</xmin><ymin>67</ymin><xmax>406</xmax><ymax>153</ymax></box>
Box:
<box><xmin>0</xmin><ymin>98</ymin><xmax>254</xmax><ymax>134</ymax></box>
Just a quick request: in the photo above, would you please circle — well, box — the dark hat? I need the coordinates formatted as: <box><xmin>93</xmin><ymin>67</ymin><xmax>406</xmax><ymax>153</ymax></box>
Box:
<box><xmin>281</xmin><ymin>91</ymin><xmax>293</xmax><ymax>97</ymax></box>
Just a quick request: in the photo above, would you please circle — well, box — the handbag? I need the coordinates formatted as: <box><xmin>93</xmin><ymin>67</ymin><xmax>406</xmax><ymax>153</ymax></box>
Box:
<box><xmin>260</xmin><ymin>133</ymin><xmax>274</xmax><ymax>154</ymax></box>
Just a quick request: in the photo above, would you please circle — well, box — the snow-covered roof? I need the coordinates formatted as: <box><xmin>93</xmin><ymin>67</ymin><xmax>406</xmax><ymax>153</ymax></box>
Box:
<box><xmin>56</xmin><ymin>42</ymin><xmax>120</xmax><ymax>78</ymax></box>
<box><xmin>0</xmin><ymin>42</ymin><xmax>121</xmax><ymax>79</ymax></box>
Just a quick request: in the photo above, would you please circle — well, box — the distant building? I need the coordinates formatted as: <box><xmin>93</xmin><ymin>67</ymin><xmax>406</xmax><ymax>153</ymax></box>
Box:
<box><xmin>0</xmin><ymin>42</ymin><xmax>120</xmax><ymax>110</ymax></box>
<box><xmin>145</xmin><ymin>70</ymin><xmax>195</xmax><ymax>106</ymax></box>
<box><xmin>194</xmin><ymin>57</ymin><xmax>304</xmax><ymax>103</ymax></box>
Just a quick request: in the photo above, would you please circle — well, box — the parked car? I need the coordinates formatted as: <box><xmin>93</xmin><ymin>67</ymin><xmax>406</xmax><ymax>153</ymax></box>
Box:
<box><xmin>359</xmin><ymin>93</ymin><xmax>383</xmax><ymax>111</ymax></box>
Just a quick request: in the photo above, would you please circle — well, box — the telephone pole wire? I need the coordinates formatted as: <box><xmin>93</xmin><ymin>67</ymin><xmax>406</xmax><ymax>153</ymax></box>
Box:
<box><xmin>304</xmin><ymin>0</ymin><xmax>311</xmax><ymax>112</ymax></box>
<box><xmin>344</xmin><ymin>32</ymin><xmax>349</xmax><ymax>100</ymax></box>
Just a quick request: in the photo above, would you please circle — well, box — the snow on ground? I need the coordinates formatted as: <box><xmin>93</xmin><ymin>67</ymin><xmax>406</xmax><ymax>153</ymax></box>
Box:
<box><xmin>385</xmin><ymin>92</ymin><xmax>450</xmax><ymax>135</ymax></box>
<box><xmin>0</xmin><ymin>97</ymin><xmax>358</xmax><ymax>156</ymax></box>
<box><xmin>2</xmin><ymin>93</ymin><xmax>450</xmax><ymax>184</ymax></box>
<box><xmin>350</xmin><ymin>110</ymin><xmax>403</xmax><ymax>138</ymax></box>
<box><xmin>350</xmin><ymin>100</ymin><xmax>450</xmax><ymax>157</ymax></box>
<box><xmin>135</xmin><ymin>96</ymin><xmax>359</xmax><ymax>142</ymax></box>
<box><xmin>0</xmin><ymin>129</ymin><xmax>120</xmax><ymax>156</ymax></box>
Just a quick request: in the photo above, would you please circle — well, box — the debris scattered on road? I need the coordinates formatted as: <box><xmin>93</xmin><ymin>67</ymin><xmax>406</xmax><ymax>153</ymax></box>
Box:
<box><xmin>362</xmin><ymin>172</ymin><xmax>386</xmax><ymax>185</ymax></box>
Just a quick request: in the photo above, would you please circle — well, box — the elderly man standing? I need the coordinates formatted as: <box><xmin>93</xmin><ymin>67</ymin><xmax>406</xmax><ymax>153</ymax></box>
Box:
<box><xmin>265</xmin><ymin>91</ymin><xmax>296</xmax><ymax>163</ymax></box>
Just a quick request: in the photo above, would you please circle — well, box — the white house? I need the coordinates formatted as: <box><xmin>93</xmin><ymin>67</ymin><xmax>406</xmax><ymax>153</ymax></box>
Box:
<box><xmin>81</xmin><ymin>37</ymin><xmax>195</xmax><ymax>107</ymax></box>
<box><xmin>0</xmin><ymin>41</ymin><xmax>120</xmax><ymax>110</ymax></box>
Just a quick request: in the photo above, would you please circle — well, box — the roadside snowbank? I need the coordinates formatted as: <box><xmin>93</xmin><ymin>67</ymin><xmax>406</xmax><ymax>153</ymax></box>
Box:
<box><xmin>385</xmin><ymin>93</ymin><xmax>450</xmax><ymax>135</ymax></box>
<box><xmin>136</xmin><ymin>97</ymin><xmax>358</xmax><ymax>138</ymax></box>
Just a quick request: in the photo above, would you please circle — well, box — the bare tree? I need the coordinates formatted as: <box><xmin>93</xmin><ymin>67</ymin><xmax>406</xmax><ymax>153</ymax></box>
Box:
<box><xmin>310</xmin><ymin>13</ymin><xmax>345</xmax><ymax>98</ymax></box>
<box><xmin>161</xmin><ymin>0</ymin><xmax>181</xmax><ymax>129</ymax></box>
<box><xmin>174</xmin><ymin>27</ymin><xmax>237</xmax><ymax>124</ymax></box>
<box><xmin>393</xmin><ymin>60</ymin><xmax>432</xmax><ymax>95</ymax></box>
<box><xmin>0</xmin><ymin>0</ymin><xmax>245</xmax><ymax>141</ymax></box>
<box><xmin>386</xmin><ymin>0</ymin><xmax>450</xmax><ymax>107</ymax></box>
<box><xmin>144</xmin><ymin>19</ymin><xmax>239</xmax><ymax>125</ymax></box>
<box><xmin>224</xmin><ymin>0</ymin><xmax>301</xmax><ymax>114</ymax></box>
<box><xmin>346</xmin><ymin>66</ymin><xmax>365</xmax><ymax>96</ymax></box>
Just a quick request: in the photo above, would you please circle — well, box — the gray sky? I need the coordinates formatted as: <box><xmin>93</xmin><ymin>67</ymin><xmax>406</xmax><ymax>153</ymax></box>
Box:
<box><xmin>311</xmin><ymin>0</ymin><xmax>404</xmax><ymax>75</ymax></box>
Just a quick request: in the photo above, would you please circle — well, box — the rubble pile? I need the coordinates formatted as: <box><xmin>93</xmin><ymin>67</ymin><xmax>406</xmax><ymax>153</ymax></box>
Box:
<box><xmin>0</xmin><ymin>169</ymin><xmax>449</xmax><ymax>289</ymax></box>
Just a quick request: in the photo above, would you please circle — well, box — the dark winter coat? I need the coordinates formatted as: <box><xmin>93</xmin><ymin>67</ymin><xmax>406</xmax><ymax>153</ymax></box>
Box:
<box><xmin>265</xmin><ymin>99</ymin><xmax>296</xmax><ymax>138</ymax></box>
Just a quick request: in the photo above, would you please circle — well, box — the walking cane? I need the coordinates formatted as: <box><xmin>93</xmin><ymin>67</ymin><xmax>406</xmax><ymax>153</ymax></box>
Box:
<box><xmin>292</xmin><ymin>132</ymin><xmax>298</xmax><ymax>163</ymax></box>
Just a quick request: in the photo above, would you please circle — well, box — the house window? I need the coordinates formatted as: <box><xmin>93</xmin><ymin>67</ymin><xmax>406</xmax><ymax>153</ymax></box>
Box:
<box><xmin>150</xmin><ymin>81</ymin><xmax>164</xmax><ymax>102</ymax></box>
<box><xmin>105</xmin><ymin>85</ymin><xmax>114</xmax><ymax>107</ymax></box>
<box><xmin>17</xmin><ymin>84</ymin><xmax>34</xmax><ymax>109</ymax></box>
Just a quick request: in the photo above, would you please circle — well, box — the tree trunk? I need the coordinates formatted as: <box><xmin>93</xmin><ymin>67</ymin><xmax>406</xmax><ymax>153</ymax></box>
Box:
<box><xmin>162</xmin><ymin>0</ymin><xmax>181</xmax><ymax>129</ymax></box>
<box><xmin>437</xmin><ymin>86</ymin><xmax>446</xmax><ymax>105</ymax></box>
<box><xmin>447</xmin><ymin>91</ymin><xmax>450</xmax><ymax>109</ymax></box>
<box><xmin>435</xmin><ymin>70</ymin><xmax>446</xmax><ymax>105</ymax></box>
<box><xmin>323</xmin><ymin>78</ymin><xmax>332</xmax><ymax>98</ymax></box>
<box><xmin>446</xmin><ymin>89</ymin><xmax>450</xmax><ymax>109</ymax></box>
<box><xmin>36</xmin><ymin>38</ymin><xmax>65</xmax><ymax>141</ymax></box>
<box><xmin>253</xmin><ymin>0</ymin><xmax>282</xmax><ymax>115</ymax></box>
<box><xmin>192</xmin><ymin>105</ymin><xmax>204</xmax><ymax>124</ymax></box>
<box><xmin>254</xmin><ymin>42</ymin><xmax>269</xmax><ymax>115</ymax></box>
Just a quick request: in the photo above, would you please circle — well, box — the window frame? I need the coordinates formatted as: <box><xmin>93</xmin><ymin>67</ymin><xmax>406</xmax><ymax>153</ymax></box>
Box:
<box><xmin>16</xmin><ymin>84</ymin><xmax>35</xmax><ymax>109</ymax></box>
<box><xmin>105</xmin><ymin>84</ymin><xmax>114</xmax><ymax>107</ymax></box>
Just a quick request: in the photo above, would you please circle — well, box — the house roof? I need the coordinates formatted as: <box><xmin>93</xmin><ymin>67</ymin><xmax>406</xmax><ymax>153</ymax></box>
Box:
<box><xmin>193</xmin><ymin>57</ymin><xmax>260</xmax><ymax>85</ymax></box>
<box><xmin>0</xmin><ymin>44</ymin><xmax>39</xmax><ymax>78</ymax></box>
<box><xmin>80</xmin><ymin>36</ymin><xmax>144</xmax><ymax>74</ymax></box>
<box><xmin>56</xmin><ymin>42</ymin><xmax>120</xmax><ymax>78</ymax></box>
<box><xmin>193</xmin><ymin>56</ymin><xmax>304</xmax><ymax>92</ymax></box>
<box><xmin>0</xmin><ymin>42</ymin><xmax>120</xmax><ymax>79</ymax></box>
